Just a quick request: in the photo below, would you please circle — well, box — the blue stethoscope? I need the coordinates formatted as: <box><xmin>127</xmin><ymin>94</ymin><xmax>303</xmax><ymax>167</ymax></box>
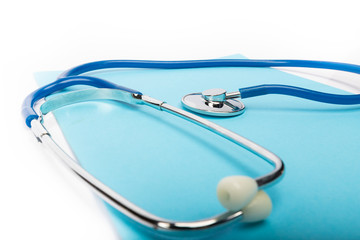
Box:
<box><xmin>22</xmin><ymin>59</ymin><xmax>360</xmax><ymax>235</ymax></box>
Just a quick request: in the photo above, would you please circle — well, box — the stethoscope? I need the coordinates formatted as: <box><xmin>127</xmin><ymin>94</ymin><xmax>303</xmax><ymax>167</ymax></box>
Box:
<box><xmin>22</xmin><ymin>59</ymin><xmax>360</xmax><ymax>235</ymax></box>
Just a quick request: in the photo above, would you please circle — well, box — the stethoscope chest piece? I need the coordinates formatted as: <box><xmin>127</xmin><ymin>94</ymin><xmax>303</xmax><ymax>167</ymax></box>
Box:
<box><xmin>182</xmin><ymin>88</ymin><xmax>245</xmax><ymax>117</ymax></box>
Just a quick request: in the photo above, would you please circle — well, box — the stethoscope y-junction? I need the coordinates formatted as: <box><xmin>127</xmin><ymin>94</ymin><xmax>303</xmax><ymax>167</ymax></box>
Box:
<box><xmin>22</xmin><ymin>59</ymin><xmax>360</xmax><ymax>234</ymax></box>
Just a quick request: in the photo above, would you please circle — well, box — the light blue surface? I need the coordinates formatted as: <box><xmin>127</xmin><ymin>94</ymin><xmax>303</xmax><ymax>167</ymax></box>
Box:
<box><xmin>35</xmin><ymin>55</ymin><xmax>360</xmax><ymax>239</ymax></box>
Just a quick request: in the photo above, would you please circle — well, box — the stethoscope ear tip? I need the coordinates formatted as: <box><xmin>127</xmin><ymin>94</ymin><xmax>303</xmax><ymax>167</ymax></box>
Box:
<box><xmin>182</xmin><ymin>88</ymin><xmax>245</xmax><ymax>117</ymax></box>
<box><xmin>217</xmin><ymin>176</ymin><xmax>272</xmax><ymax>223</ymax></box>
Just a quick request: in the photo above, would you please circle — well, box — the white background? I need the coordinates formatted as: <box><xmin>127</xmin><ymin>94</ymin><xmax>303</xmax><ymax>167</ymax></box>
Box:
<box><xmin>1</xmin><ymin>1</ymin><xmax>359</xmax><ymax>239</ymax></box>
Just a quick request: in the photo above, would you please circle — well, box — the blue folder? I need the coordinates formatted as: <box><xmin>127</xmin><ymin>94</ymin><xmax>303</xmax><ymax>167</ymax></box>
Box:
<box><xmin>35</xmin><ymin>55</ymin><xmax>360</xmax><ymax>239</ymax></box>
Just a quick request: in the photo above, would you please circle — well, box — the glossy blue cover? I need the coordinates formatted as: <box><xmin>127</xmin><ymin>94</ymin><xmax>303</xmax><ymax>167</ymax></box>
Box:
<box><xmin>35</xmin><ymin>55</ymin><xmax>360</xmax><ymax>239</ymax></box>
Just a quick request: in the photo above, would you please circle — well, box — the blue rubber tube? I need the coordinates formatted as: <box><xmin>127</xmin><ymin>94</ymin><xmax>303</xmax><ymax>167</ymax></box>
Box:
<box><xmin>58</xmin><ymin>58</ymin><xmax>360</xmax><ymax>105</ymax></box>
<box><xmin>59</xmin><ymin>59</ymin><xmax>360</xmax><ymax>78</ymax></box>
<box><xmin>22</xmin><ymin>76</ymin><xmax>141</xmax><ymax>128</ymax></box>
<box><xmin>239</xmin><ymin>85</ymin><xmax>360</xmax><ymax>105</ymax></box>
<box><xmin>24</xmin><ymin>59</ymin><xmax>360</xmax><ymax>128</ymax></box>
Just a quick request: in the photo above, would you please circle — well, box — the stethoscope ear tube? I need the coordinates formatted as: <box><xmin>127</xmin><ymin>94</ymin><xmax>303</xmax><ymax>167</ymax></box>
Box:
<box><xmin>28</xmin><ymin>90</ymin><xmax>284</xmax><ymax>232</ymax></box>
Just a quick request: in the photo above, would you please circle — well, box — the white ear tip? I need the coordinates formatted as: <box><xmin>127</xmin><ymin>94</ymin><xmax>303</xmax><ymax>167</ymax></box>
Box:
<box><xmin>217</xmin><ymin>176</ymin><xmax>258</xmax><ymax>211</ymax></box>
<box><xmin>241</xmin><ymin>190</ymin><xmax>272</xmax><ymax>223</ymax></box>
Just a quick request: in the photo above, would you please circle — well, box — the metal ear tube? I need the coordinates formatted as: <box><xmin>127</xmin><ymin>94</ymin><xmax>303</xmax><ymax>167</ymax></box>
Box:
<box><xmin>24</xmin><ymin>85</ymin><xmax>284</xmax><ymax>232</ymax></box>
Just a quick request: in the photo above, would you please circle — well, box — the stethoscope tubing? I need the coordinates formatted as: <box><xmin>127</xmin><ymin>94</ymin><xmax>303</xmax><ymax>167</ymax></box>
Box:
<box><xmin>239</xmin><ymin>84</ymin><xmax>360</xmax><ymax>104</ymax></box>
<box><xmin>59</xmin><ymin>59</ymin><xmax>360</xmax><ymax>78</ymax></box>
<box><xmin>24</xmin><ymin>59</ymin><xmax>360</xmax><ymax>128</ymax></box>
<box><xmin>61</xmin><ymin>58</ymin><xmax>360</xmax><ymax>106</ymax></box>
